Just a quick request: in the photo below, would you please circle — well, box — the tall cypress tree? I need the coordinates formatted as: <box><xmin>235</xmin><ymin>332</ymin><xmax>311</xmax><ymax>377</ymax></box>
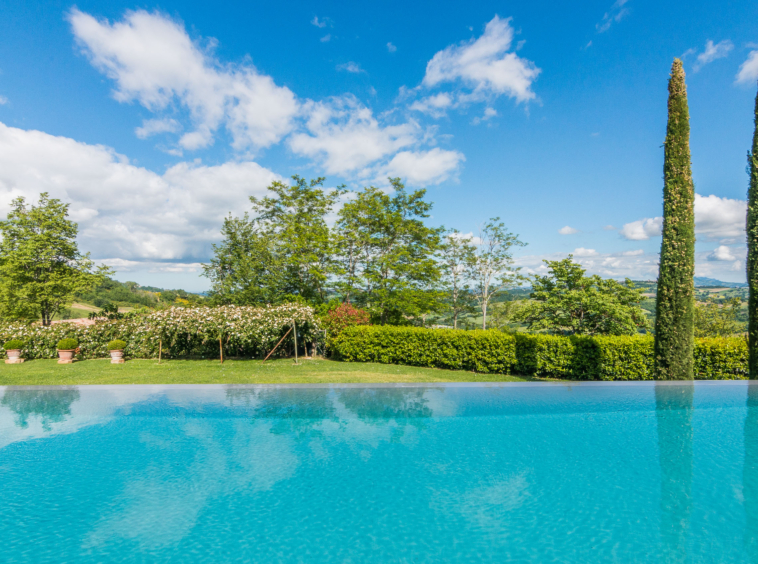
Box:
<box><xmin>654</xmin><ymin>59</ymin><xmax>696</xmax><ymax>380</ymax></box>
<box><xmin>747</xmin><ymin>85</ymin><xmax>758</xmax><ymax>377</ymax></box>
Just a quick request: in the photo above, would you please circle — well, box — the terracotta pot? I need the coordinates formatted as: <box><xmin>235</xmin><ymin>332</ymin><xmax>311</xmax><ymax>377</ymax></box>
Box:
<box><xmin>5</xmin><ymin>349</ymin><xmax>23</xmax><ymax>364</ymax></box>
<box><xmin>109</xmin><ymin>350</ymin><xmax>125</xmax><ymax>364</ymax></box>
<box><xmin>57</xmin><ymin>349</ymin><xmax>75</xmax><ymax>364</ymax></box>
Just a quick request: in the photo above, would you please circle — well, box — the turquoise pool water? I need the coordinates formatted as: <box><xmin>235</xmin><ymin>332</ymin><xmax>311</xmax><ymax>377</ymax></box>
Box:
<box><xmin>1</xmin><ymin>382</ymin><xmax>757</xmax><ymax>562</ymax></box>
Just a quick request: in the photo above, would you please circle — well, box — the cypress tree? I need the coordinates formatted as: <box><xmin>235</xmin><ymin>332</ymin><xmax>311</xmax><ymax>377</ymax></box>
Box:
<box><xmin>654</xmin><ymin>59</ymin><xmax>696</xmax><ymax>380</ymax></box>
<box><xmin>747</xmin><ymin>85</ymin><xmax>758</xmax><ymax>377</ymax></box>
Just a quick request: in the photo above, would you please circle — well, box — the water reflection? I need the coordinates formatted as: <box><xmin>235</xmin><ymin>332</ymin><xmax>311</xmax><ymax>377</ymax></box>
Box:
<box><xmin>1</xmin><ymin>387</ymin><xmax>80</xmax><ymax>431</ymax></box>
<box><xmin>655</xmin><ymin>383</ymin><xmax>694</xmax><ymax>564</ymax></box>
<box><xmin>745</xmin><ymin>383</ymin><xmax>758</xmax><ymax>562</ymax></box>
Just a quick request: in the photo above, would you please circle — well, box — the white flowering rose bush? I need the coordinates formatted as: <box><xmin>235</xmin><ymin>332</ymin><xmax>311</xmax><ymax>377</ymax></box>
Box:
<box><xmin>0</xmin><ymin>304</ymin><xmax>321</xmax><ymax>360</ymax></box>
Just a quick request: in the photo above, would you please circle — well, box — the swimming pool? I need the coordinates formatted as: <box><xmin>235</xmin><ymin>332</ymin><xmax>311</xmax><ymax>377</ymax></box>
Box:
<box><xmin>1</xmin><ymin>381</ymin><xmax>756</xmax><ymax>562</ymax></box>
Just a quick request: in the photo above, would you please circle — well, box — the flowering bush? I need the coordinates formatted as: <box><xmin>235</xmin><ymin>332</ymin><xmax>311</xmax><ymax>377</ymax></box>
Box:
<box><xmin>323</xmin><ymin>303</ymin><xmax>370</xmax><ymax>336</ymax></box>
<box><xmin>0</xmin><ymin>304</ymin><xmax>320</xmax><ymax>360</ymax></box>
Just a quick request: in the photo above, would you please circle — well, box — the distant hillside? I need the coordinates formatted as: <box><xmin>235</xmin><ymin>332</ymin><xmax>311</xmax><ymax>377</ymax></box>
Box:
<box><xmin>76</xmin><ymin>278</ymin><xmax>205</xmax><ymax>309</ymax></box>
<box><xmin>693</xmin><ymin>277</ymin><xmax>747</xmax><ymax>288</ymax></box>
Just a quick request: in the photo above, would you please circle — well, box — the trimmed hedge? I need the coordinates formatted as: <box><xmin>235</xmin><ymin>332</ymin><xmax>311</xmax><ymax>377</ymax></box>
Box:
<box><xmin>333</xmin><ymin>326</ymin><xmax>748</xmax><ymax>380</ymax></box>
<box><xmin>331</xmin><ymin>326</ymin><xmax>516</xmax><ymax>374</ymax></box>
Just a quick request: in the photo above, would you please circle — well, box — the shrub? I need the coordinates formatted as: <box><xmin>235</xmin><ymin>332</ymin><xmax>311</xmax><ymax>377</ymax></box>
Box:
<box><xmin>3</xmin><ymin>339</ymin><xmax>25</xmax><ymax>350</ymax></box>
<box><xmin>0</xmin><ymin>304</ymin><xmax>321</xmax><ymax>360</ymax></box>
<box><xmin>514</xmin><ymin>334</ymin><xmax>576</xmax><ymax>378</ymax></box>
<box><xmin>333</xmin><ymin>326</ymin><xmax>516</xmax><ymax>374</ymax></box>
<box><xmin>107</xmin><ymin>339</ymin><xmax>127</xmax><ymax>351</ymax></box>
<box><xmin>57</xmin><ymin>338</ymin><xmax>79</xmax><ymax>350</ymax></box>
<box><xmin>323</xmin><ymin>303</ymin><xmax>370</xmax><ymax>335</ymax></box>
<box><xmin>332</xmin><ymin>326</ymin><xmax>748</xmax><ymax>380</ymax></box>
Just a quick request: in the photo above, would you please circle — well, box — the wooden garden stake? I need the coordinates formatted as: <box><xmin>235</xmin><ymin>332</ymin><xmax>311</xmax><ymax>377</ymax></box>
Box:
<box><xmin>293</xmin><ymin>320</ymin><xmax>298</xmax><ymax>365</ymax></box>
<box><xmin>158</xmin><ymin>339</ymin><xmax>162</xmax><ymax>364</ymax></box>
<box><xmin>219</xmin><ymin>337</ymin><xmax>224</xmax><ymax>364</ymax></box>
<box><xmin>262</xmin><ymin>326</ymin><xmax>292</xmax><ymax>363</ymax></box>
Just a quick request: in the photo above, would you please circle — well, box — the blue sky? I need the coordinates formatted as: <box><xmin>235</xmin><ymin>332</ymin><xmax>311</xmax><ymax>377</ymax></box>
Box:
<box><xmin>0</xmin><ymin>0</ymin><xmax>756</xmax><ymax>291</ymax></box>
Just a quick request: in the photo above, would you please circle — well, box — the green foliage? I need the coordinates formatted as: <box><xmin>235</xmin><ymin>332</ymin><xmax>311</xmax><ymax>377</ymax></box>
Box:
<box><xmin>322</xmin><ymin>303</ymin><xmax>370</xmax><ymax>349</ymax></box>
<box><xmin>467</xmin><ymin>218</ymin><xmax>526</xmax><ymax>329</ymax></box>
<box><xmin>518</xmin><ymin>256</ymin><xmax>649</xmax><ymax>335</ymax></box>
<box><xmin>56</xmin><ymin>338</ymin><xmax>79</xmax><ymax>350</ymax></box>
<box><xmin>335</xmin><ymin>179</ymin><xmax>445</xmax><ymax>323</ymax></box>
<box><xmin>747</xmin><ymin>86</ymin><xmax>758</xmax><ymax>377</ymax></box>
<box><xmin>439</xmin><ymin>230</ymin><xmax>477</xmax><ymax>328</ymax></box>
<box><xmin>0</xmin><ymin>304</ymin><xmax>320</xmax><ymax>360</ymax></box>
<box><xmin>655</xmin><ymin>59</ymin><xmax>696</xmax><ymax>380</ymax></box>
<box><xmin>3</xmin><ymin>339</ymin><xmax>25</xmax><ymax>350</ymax></box>
<box><xmin>694</xmin><ymin>337</ymin><xmax>748</xmax><ymax>379</ymax></box>
<box><xmin>204</xmin><ymin>176</ymin><xmax>344</xmax><ymax>305</ymax></box>
<box><xmin>514</xmin><ymin>333</ymin><xmax>576</xmax><ymax>378</ymax></box>
<box><xmin>107</xmin><ymin>339</ymin><xmax>127</xmax><ymax>351</ymax></box>
<box><xmin>695</xmin><ymin>297</ymin><xmax>742</xmax><ymax>337</ymax></box>
<box><xmin>0</xmin><ymin>193</ymin><xmax>113</xmax><ymax>325</ymax></box>
<box><xmin>333</xmin><ymin>326</ymin><xmax>517</xmax><ymax>374</ymax></box>
<box><xmin>333</xmin><ymin>326</ymin><xmax>747</xmax><ymax>380</ymax></box>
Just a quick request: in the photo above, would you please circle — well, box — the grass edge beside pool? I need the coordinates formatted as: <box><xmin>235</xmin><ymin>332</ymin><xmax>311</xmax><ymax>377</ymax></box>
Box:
<box><xmin>0</xmin><ymin>358</ymin><xmax>538</xmax><ymax>385</ymax></box>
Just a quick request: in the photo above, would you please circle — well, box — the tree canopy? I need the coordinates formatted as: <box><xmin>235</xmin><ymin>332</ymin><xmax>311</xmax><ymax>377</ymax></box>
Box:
<box><xmin>518</xmin><ymin>256</ymin><xmax>649</xmax><ymax>335</ymax></box>
<box><xmin>0</xmin><ymin>193</ymin><xmax>111</xmax><ymax>325</ymax></box>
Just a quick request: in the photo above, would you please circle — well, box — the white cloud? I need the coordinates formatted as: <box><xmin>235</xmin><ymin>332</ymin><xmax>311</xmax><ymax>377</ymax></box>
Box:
<box><xmin>707</xmin><ymin>245</ymin><xmax>736</xmax><ymax>261</ymax></box>
<box><xmin>337</xmin><ymin>62</ymin><xmax>365</xmax><ymax>74</ymax></box>
<box><xmin>619</xmin><ymin>194</ymin><xmax>746</xmax><ymax>241</ymax></box>
<box><xmin>596</xmin><ymin>0</ymin><xmax>630</xmax><ymax>33</ymax></box>
<box><xmin>383</xmin><ymin>148</ymin><xmax>465</xmax><ymax>186</ymax></box>
<box><xmin>737</xmin><ymin>49</ymin><xmax>758</xmax><ymax>84</ymax></box>
<box><xmin>311</xmin><ymin>16</ymin><xmax>331</xmax><ymax>28</ymax></box>
<box><xmin>619</xmin><ymin>216</ymin><xmax>663</xmax><ymax>240</ymax></box>
<box><xmin>472</xmin><ymin>107</ymin><xmax>498</xmax><ymax>125</ymax></box>
<box><xmin>558</xmin><ymin>226</ymin><xmax>579</xmax><ymax>235</ymax></box>
<box><xmin>320</xmin><ymin>34</ymin><xmax>331</xmax><ymax>43</ymax></box>
<box><xmin>692</xmin><ymin>40</ymin><xmax>733</xmax><ymax>71</ymax></box>
<box><xmin>603</xmin><ymin>225</ymin><xmax>616</xmax><ymax>230</ymax></box>
<box><xmin>573</xmin><ymin>247</ymin><xmax>598</xmax><ymax>257</ymax></box>
<box><xmin>69</xmin><ymin>9</ymin><xmax>299</xmax><ymax>151</ymax></box>
<box><xmin>288</xmin><ymin>96</ymin><xmax>420</xmax><ymax>175</ymax></box>
<box><xmin>408</xmin><ymin>93</ymin><xmax>454</xmax><ymax>117</ymax></box>
<box><xmin>422</xmin><ymin>15</ymin><xmax>540</xmax><ymax>103</ymax></box>
<box><xmin>0</xmin><ymin>95</ymin><xmax>8</xmax><ymax>105</ymax></box>
<box><xmin>695</xmin><ymin>194</ymin><xmax>745</xmax><ymax>239</ymax></box>
<box><xmin>135</xmin><ymin>118</ymin><xmax>181</xmax><ymax>139</ymax></box>
<box><xmin>0</xmin><ymin>122</ymin><xmax>280</xmax><ymax>264</ymax></box>
<box><xmin>387</xmin><ymin>42</ymin><xmax>397</xmax><ymax>53</ymax></box>
<box><xmin>622</xmin><ymin>249</ymin><xmax>644</xmax><ymax>256</ymax></box>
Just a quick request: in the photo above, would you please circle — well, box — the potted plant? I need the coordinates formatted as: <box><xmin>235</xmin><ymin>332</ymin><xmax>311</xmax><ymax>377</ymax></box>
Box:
<box><xmin>107</xmin><ymin>339</ymin><xmax>127</xmax><ymax>364</ymax></box>
<box><xmin>4</xmin><ymin>339</ymin><xmax>25</xmax><ymax>364</ymax></box>
<box><xmin>56</xmin><ymin>338</ymin><xmax>79</xmax><ymax>364</ymax></box>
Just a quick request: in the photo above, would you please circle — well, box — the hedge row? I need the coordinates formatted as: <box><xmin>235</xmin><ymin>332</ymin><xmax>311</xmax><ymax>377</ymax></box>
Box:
<box><xmin>332</xmin><ymin>326</ymin><xmax>748</xmax><ymax>380</ymax></box>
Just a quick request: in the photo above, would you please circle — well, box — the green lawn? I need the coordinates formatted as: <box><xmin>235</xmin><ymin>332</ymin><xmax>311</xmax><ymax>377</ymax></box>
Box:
<box><xmin>0</xmin><ymin>358</ymin><xmax>536</xmax><ymax>385</ymax></box>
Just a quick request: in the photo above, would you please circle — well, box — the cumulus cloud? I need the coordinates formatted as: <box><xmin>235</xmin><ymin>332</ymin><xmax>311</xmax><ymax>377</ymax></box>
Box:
<box><xmin>573</xmin><ymin>247</ymin><xmax>598</xmax><ymax>257</ymax></box>
<box><xmin>691</xmin><ymin>40</ymin><xmax>734</xmax><ymax>71</ymax></box>
<box><xmin>472</xmin><ymin>107</ymin><xmax>498</xmax><ymax>125</ymax></box>
<box><xmin>0</xmin><ymin>122</ymin><xmax>279</xmax><ymax>267</ymax></box>
<box><xmin>620</xmin><ymin>194</ymin><xmax>746</xmax><ymax>241</ymax></box>
<box><xmin>558</xmin><ymin>226</ymin><xmax>579</xmax><ymax>235</ymax></box>
<box><xmin>422</xmin><ymin>15</ymin><xmax>540</xmax><ymax>104</ymax></box>
<box><xmin>707</xmin><ymin>245</ymin><xmax>736</xmax><ymax>261</ymax></box>
<box><xmin>320</xmin><ymin>34</ymin><xmax>331</xmax><ymax>43</ymax></box>
<box><xmin>596</xmin><ymin>0</ymin><xmax>630</xmax><ymax>33</ymax></box>
<box><xmin>311</xmin><ymin>16</ymin><xmax>329</xmax><ymax>28</ymax></box>
<box><xmin>383</xmin><ymin>148</ymin><xmax>465</xmax><ymax>186</ymax></box>
<box><xmin>288</xmin><ymin>96</ymin><xmax>420</xmax><ymax>175</ymax></box>
<box><xmin>737</xmin><ymin>49</ymin><xmax>758</xmax><ymax>84</ymax></box>
<box><xmin>69</xmin><ymin>9</ymin><xmax>299</xmax><ymax>151</ymax></box>
<box><xmin>135</xmin><ymin>118</ymin><xmax>181</xmax><ymax>139</ymax></box>
<box><xmin>387</xmin><ymin>42</ymin><xmax>397</xmax><ymax>53</ymax></box>
<box><xmin>408</xmin><ymin>93</ymin><xmax>454</xmax><ymax>117</ymax></box>
<box><xmin>336</xmin><ymin>62</ymin><xmax>365</xmax><ymax>74</ymax></box>
<box><xmin>0</xmin><ymin>95</ymin><xmax>8</xmax><ymax>105</ymax></box>
<box><xmin>619</xmin><ymin>216</ymin><xmax>663</xmax><ymax>240</ymax></box>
